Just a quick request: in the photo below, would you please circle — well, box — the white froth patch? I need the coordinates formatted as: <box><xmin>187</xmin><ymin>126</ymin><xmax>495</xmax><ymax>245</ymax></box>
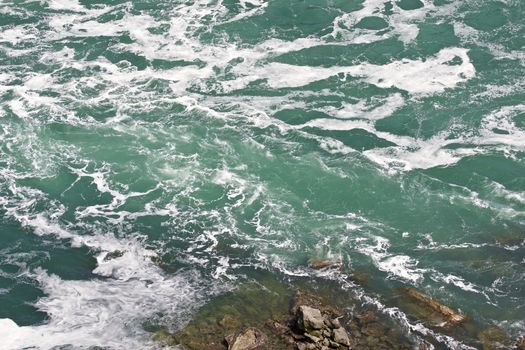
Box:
<box><xmin>477</xmin><ymin>105</ymin><xmax>525</xmax><ymax>149</ymax></box>
<box><xmin>363</xmin><ymin>130</ymin><xmax>480</xmax><ymax>173</ymax></box>
<box><xmin>0</xmin><ymin>200</ymin><xmax>214</xmax><ymax>349</ymax></box>
<box><xmin>302</xmin><ymin>118</ymin><xmax>371</xmax><ymax>131</ymax></box>
<box><xmin>0</xmin><ymin>27</ymin><xmax>37</xmax><ymax>44</ymax></box>
<box><xmin>326</xmin><ymin>93</ymin><xmax>405</xmax><ymax>120</ymax></box>
<box><xmin>432</xmin><ymin>273</ymin><xmax>481</xmax><ymax>294</ymax></box>
<box><xmin>47</xmin><ymin>0</ymin><xmax>86</xmax><ymax>12</ymax></box>
<box><xmin>355</xmin><ymin>48</ymin><xmax>475</xmax><ymax>94</ymax></box>
<box><xmin>0</xmin><ymin>180</ymin><xmax>221</xmax><ymax>349</ymax></box>
<box><xmin>0</xmin><ymin>266</ymin><xmax>205</xmax><ymax>350</ymax></box>
<box><xmin>347</xmin><ymin>104</ymin><xmax>525</xmax><ymax>173</ymax></box>
<box><xmin>357</xmin><ymin>236</ymin><xmax>425</xmax><ymax>282</ymax></box>
<box><xmin>329</xmin><ymin>0</ymin><xmax>441</xmax><ymax>44</ymax></box>
<box><xmin>229</xmin><ymin>48</ymin><xmax>475</xmax><ymax>95</ymax></box>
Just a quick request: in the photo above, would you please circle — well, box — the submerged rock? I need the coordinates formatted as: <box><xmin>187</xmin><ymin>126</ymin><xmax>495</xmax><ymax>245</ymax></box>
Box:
<box><xmin>400</xmin><ymin>287</ymin><xmax>467</xmax><ymax>326</ymax></box>
<box><xmin>225</xmin><ymin>327</ymin><xmax>268</xmax><ymax>350</ymax></box>
<box><xmin>350</xmin><ymin>271</ymin><xmax>369</xmax><ymax>286</ymax></box>
<box><xmin>477</xmin><ymin>326</ymin><xmax>511</xmax><ymax>350</ymax></box>
<box><xmin>152</xmin><ymin>329</ymin><xmax>178</xmax><ymax>346</ymax></box>
<box><xmin>219</xmin><ymin>314</ymin><xmax>241</xmax><ymax>329</ymax></box>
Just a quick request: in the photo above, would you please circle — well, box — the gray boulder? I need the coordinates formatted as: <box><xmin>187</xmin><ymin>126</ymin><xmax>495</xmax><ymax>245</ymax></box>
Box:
<box><xmin>298</xmin><ymin>305</ymin><xmax>325</xmax><ymax>331</ymax></box>
<box><xmin>332</xmin><ymin>327</ymin><xmax>351</xmax><ymax>346</ymax></box>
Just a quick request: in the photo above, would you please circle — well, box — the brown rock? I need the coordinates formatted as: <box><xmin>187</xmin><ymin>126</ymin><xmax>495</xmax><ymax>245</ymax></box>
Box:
<box><xmin>307</xmin><ymin>258</ymin><xmax>342</xmax><ymax>270</ymax></box>
<box><xmin>283</xmin><ymin>335</ymin><xmax>295</xmax><ymax>346</ymax></box>
<box><xmin>400</xmin><ymin>287</ymin><xmax>467</xmax><ymax>326</ymax></box>
<box><xmin>225</xmin><ymin>327</ymin><xmax>268</xmax><ymax>350</ymax></box>
<box><xmin>329</xmin><ymin>317</ymin><xmax>342</xmax><ymax>329</ymax></box>
<box><xmin>358</xmin><ymin>311</ymin><xmax>377</xmax><ymax>325</ymax></box>
<box><xmin>152</xmin><ymin>329</ymin><xmax>178</xmax><ymax>346</ymax></box>
<box><xmin>266</xmin><ymin>320</ymin><xmax>289</xmax><ymax>335</ymax></box>
<box><xmin>291</xmin><ymin>332</ymin><xmax>306</xmax><ymax>340</ymax></box>
<box><xmin>517</xmin><ymin>337</ymin><xmax>525</xmax><ymax>350</ymax></box>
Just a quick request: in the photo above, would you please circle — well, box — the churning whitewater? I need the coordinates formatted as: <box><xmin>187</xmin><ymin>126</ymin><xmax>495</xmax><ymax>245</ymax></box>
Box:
<box><xmin>0</xmin><ymin>0</ymin><xmax>524</xmax><ymax>349</ymax></box>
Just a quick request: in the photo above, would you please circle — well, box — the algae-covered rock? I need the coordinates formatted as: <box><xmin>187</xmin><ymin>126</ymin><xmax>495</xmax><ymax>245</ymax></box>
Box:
<box><xmin>350</xmin><ymin>271</ymin><xmax>369</xmax><ymax>286</ymax></box>
<box><xmin>358</xmin><ymin>311</ymin><xmax>377</xmax><ymax>325</ymax></box>
<box><xmin>477</xmin><ymin>326</ymin><xmax>511</xmax><ymax>350</ymax></box>
<box><xmin>219</xmin><ymin>314</ymin><xmax>241</xmax><ymax>329</ymax></box>
<box><xmin>361</xmin><ymin>322</ymin><xmax>385</xmax><ymax>338</ymax></box>
<box><xmin>152</xmin><ymin>329</ymin><xmax>178</xmax><ymax>346</ymax></box>
<box><xmin>225</xmin><ymin>327</ymin><xmax>268</xmax><ymax>350</ymax></box>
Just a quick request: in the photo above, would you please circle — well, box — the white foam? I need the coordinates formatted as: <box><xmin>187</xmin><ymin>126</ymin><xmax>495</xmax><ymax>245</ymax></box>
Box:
<box><xmin>353</xmin><ymin>104</ymin><xmax>525</xmax><ymax>172</ymax></box>
<box><xmin>0</xmin><ymin>178</ymin><xmax>222</xmax><ymax>350</ymax></box>
<box><xmin>477</xmin><ymin>105</ymin><xmax>525</xmax><ymax>149</ymax></box>
<box><xmin>0</xmin><ymin>194</ymin><xmax>219</xmax><ymax>349</ymax></box>
<box><xmin>225</xmin><ymin>48</ymin><xmax>475</xmax><ymax>95</ymax></box>
<box><xmin>0</xmin><ymin>26</ymin><xmax>37</xmax><ymax>44</ymax></box>
<box><xmin>352</xmin><ymin>47</ymin><xmax>475</xmax><ymax>94</ymax></box>
<box><xmin>357</xmin><ymin>236</ymin><xmax>426</xmax><ymax>282</ymax></box>
<box><xmin>432</xmin><ymin>273</ymin><xmax>481</xmax><ymax>294</ymax></box>
<box><xmin>454</xmin><ymin>21</ymin><xmax>525</xmax><ymax>65</ymax></box>
<box><xmin>326</xmin><ymin>93</ymin><xmax>405</xmax><ymax>120</ymax></box>
<box><xmin>47</xmin><ymin>0</ymin><xmax>86</xmax><ymax>12</ymax></box>
<box><xmin>328</xmin><ymin>0</ymin><xmax>443</xmax><ymax>44</ymax></box>
<box><xmin>0</xmin><ymin>266</ymin><xmax>207</xmax><ymax>350</ymax></box>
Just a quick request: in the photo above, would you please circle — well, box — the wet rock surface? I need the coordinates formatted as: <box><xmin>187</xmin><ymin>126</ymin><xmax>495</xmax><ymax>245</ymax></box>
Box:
<box><xmin>151</xmin><ymin>273</ymin><xmax>517</xmax><ymax>349</ymax></box>
<box><xmin>285</xmin><ymin>293</ymin><xmax>352</xmax><ymax>349</ymax></box>
<box><xmin>268</xmin><ymin>291</ymin><xmax>413</xmax><ymax>350</ymax></box>
<box><xmin>152</xmin><ymin>278</ymin><xmax>415</xmax><ymax>350</ymax></box>
<box><xmin>400</xmin><ymin>286</ymin><xmax>467</xmax><ymax>327</ymax></box>
<box><xmin>307</xmin><ymin>258</ymin><xmax>343</xmax><ymax>270</ymax></box>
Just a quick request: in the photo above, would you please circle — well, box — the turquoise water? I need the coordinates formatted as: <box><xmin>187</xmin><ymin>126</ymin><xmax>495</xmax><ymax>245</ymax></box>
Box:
<box><xmin>0</xmin><ymin>0</ymin><xmax>524</xmax><ymax>348</ymax></box>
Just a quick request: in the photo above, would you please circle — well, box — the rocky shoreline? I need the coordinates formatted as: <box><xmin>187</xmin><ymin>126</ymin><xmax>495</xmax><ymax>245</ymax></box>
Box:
<box><xmin>152</xmin><ymin>267</ymin><xmax>525</xmax><ymax>350</ymax></box>
<box><xmin>154</xmin><ymin>287</ymin><xmax>414</xmax><ymax>350</ymax></box>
